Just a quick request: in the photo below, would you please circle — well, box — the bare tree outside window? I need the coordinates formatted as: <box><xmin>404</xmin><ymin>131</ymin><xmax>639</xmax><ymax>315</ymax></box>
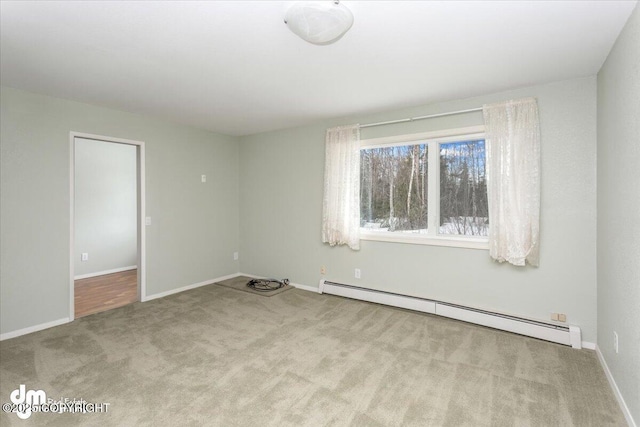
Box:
<box><xmin>360</xmin><ymin>137</ymin><xmax>487</xmax><ymax>238</ymax></box>
<box><xmin>360</xmin><ymin>144</ymin><xmax>428</xmax><ymax>233</ymax></box>
<box><xmin>439</xmin><ymin>140</ymin><xmax>488</xmax><ymax>236</ymax></box>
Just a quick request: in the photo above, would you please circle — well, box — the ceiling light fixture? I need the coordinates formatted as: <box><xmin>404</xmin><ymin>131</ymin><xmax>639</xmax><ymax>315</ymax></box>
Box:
<box><xmin>284</xmin><ymin>1</ymin><xmax>354</xmax><ymax>45</ymax></box>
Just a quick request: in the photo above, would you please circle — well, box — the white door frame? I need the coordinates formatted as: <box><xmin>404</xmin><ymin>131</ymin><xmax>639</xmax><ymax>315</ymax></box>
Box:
<box><xmin>69</xmin><ymin>131</ymin><xmax>146</xmax><ymax>321</ymax></box>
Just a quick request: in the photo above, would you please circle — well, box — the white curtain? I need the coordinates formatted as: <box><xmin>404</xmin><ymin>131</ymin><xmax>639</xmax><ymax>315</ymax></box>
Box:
<box><xmin>322</xmin><ymin>124</ymin><xmax>361</xmax><ymax>250</ymax></box>
<box><xmin>483</xmin><ymin>98</ymin><xmax>541</xmax><ymax>266</ymax></box>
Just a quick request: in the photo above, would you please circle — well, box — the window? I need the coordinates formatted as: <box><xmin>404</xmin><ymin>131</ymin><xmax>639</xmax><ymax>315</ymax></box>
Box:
<box><xmin>439</xmin><ymin>139</ymin><xmax>488</xmax><ymax>236</ymax></box>
<box><xmin>359</xmin><ymin>126</ymin><xmax>488</xmax><ymax>248</ymax></box>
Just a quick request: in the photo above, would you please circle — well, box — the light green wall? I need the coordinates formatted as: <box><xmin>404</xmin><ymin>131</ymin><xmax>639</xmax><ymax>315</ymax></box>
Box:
<box><xmin>74</xmin><ymin>138</ymin><xmax>137</xmax><ymax>276</ymax></box>
<box><xmin>597</xmin><ymin>3</ymin><xmax>640</xmax><ymax>423</ymax></box>
<box><xmin>0</xmin><ymin>86</ymin><xmax>240</xmax><ymax>334</ymax></box>
<box><xmin>0</xmin><ymin>77</ymin><xmax>602</xmax><ymax>345</ymax></box>
<box><xmin>239</xmin><ymin>76</ymin><xmax>600</xmax><ymax>342</ymax></box>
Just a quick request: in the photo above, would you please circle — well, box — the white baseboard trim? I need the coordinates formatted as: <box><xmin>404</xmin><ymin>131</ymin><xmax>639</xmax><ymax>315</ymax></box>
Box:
<box><xmin>142</xmin><ymin>272</ymin><xmax>240</xmax><ymax>302</ymax></box>
<box><xmin>291</xmin><ymin>282</ymin><xmax>320</xmax><ymax>293</ymax></box>
<box><xmin>581</xmin><ymin>341</ymin><xmax>596</xmax><ymax>350</ymax></box>
<box><xmin>0</xmin><ymin>317</ymin><xmax>70</xmax><ymax>341</ymax></box>
<box><xmin>596</xmin><ymin>345</ymin><xmax>637</xmax><ymax>427</ymax></box>
<box><xmin>238</xmin><ymin>272</ymin><xmax>261</xmax><ymax>279</ymax></box>
<box><xmin>323</xmin><ymin>280</ymin><xmax>437</xmax><ymax>315</ymax></box>
<box><xmin>74</xmin><ymin>265</ymin><xmax>137</xmax><ymax>280</ymax></box>
<box><xmin>319</xmin><ymin>279</ymin><xmax>582</xmax><ymax>349</ymax></box>
<box><xmin>1</xmin><ymin>273</ymin><xmax>242</xmax><ymax>340</ymax></box>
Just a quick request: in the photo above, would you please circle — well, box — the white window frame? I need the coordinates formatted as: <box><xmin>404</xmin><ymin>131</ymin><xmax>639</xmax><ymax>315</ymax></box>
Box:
<box><xmin>359</xmin><ymin>125</ymin><xmax>488</xmax><ymax>250</ymax></box>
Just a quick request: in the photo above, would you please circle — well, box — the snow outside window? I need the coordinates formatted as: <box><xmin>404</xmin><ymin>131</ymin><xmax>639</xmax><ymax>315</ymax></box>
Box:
<box><xmin>359</xmin><ymin>126</ymin><xmax>488</xmax><ymax>249</ymax></box>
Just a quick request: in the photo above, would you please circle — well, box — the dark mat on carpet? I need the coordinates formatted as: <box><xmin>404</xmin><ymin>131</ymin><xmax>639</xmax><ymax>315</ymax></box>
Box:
<box><xmin>214</xmin><ymin>276</ymin><xmax>293</xmax><ymax>297</ymax></box>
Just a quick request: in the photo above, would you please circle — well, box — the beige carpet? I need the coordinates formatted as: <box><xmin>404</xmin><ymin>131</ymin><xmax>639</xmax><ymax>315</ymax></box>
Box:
<box><xmin>0</xmin><ymin>283</ymin><xmax>626</xmax><ymax>426</ymax></box>
<box><xmin>215</xmin><ymin>275</ymin><xmax>293</xmax><ymax>297</ymax></box>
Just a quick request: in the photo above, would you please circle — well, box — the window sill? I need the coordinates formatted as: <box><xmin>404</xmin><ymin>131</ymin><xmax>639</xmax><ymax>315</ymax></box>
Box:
<box><xmin>360</xmin><ymin>231</ymin><xmax>489</xmax><ymax>250</ymax></box>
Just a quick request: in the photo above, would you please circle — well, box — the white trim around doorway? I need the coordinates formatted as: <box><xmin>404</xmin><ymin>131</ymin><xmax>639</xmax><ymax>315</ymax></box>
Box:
<box><xmin>69</xmin><ymin>132</ymin><xmax>146</xmax><ymax>321</ymax></box>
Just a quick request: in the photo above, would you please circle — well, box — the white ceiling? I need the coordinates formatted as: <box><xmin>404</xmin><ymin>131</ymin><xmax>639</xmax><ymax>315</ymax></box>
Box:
<box><xmin>1</xmin><ymin>1</ymin><xmax>636</xmax><ymax>136</ymax></box>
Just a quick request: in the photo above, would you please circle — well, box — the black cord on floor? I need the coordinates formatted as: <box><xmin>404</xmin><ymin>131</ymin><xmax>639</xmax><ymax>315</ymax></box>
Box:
<box><xmin>246</xmin><ymin>278</ymin><xmax>290</xmax><ymax>292</ymax></box>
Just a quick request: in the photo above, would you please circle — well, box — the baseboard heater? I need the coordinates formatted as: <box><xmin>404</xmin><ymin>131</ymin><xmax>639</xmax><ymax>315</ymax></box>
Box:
<box><xmin>319</xmin><ymin>280</ymin><xmax>581</xmax><ymax>349</ymax></box>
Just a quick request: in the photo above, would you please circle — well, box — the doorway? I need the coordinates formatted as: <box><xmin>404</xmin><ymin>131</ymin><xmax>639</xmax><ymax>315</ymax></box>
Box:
<box><xmin>70</xmin><ymin>132</ymin><xmax>146</xmax><ymax>320</ymax></box>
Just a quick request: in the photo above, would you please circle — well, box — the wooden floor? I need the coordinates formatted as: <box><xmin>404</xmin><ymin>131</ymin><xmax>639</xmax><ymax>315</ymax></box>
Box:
<box><xmin>74</xmin><ymin>269</ymin><xmax>138</xmax><ymax>318</ymax></box>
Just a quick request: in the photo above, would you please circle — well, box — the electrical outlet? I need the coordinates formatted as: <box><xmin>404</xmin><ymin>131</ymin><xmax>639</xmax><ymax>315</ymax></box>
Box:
<box><xmin>233</xmin><ymin>252</ymin><xmax>239</xmax><ymax>261</ymax></box>
<box><xmin>551</xmin><ymin>313</ymin><xmax>559</xmax><ymax>321</ymax></box>
<box><xmin>81</xmin><ymin>253</ymin><xmax>89</xmax><ymax>262</ymax></box>
<box><xmin>355</xmin><ymin>268</ymin><xmax>361</xmax><ymax>279</ymax></box>
<box><xmin>613</xmin><ymin>331</ymin><xmax>618</xmax><ymax>353</ymax></box>
<box><xmin>557</xmin><ymin>313</ymin><xmax>566</xmax><ymax>322</ymax></box>
<box><xmin>320</xmin><ymin>265</ymin><xmax>326</xmax><ymax>275</ymax></box>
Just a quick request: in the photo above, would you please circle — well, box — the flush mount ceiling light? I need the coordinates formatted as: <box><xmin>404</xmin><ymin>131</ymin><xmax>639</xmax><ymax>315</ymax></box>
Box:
<box><xmin>284</xmin><ymin>1</ymin><xmax>354</xmax><ymax>45</ymax></box>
